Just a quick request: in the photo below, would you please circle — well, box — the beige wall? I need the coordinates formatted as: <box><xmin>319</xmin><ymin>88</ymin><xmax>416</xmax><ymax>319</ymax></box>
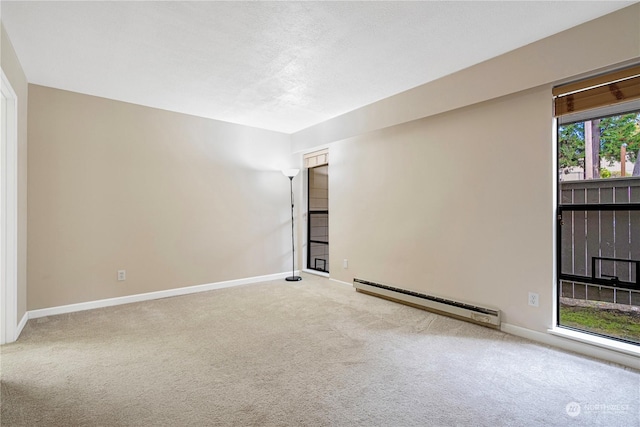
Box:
<box><xmin>329</xmin><ymin>87</ymin><xmax>553</xmax><ymax>330</ymax></box>
<box><xmin>28</xmin><ymin>85</ymin><xmax>293</xmax><ymax>310</ymax></box>
<box><xmin>1</xmin><ymin>23</ymin><xmax>28</xmax><ymax>324</ymax></box>
<box><xmin>296</xmin><ymin>4</ymin><xmax>640</xmax><ymax>333</ymax></box>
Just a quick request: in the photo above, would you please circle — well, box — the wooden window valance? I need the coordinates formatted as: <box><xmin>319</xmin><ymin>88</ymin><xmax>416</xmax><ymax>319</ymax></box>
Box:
<box><xmin>553</xmin><ymin>65</ymin><xmax>640</xmax><ymax>117</ymax></box>
<box><xmin>303</xmin><ymin>149</ymin><xmax>328</xmax><ymax>168</ymax></box>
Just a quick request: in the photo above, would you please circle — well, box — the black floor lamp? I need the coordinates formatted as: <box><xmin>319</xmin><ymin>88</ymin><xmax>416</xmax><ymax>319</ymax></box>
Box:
<box><xmin>282</xmin><ymin>169</ymin><xmax>302</xmax><ymax>281</ymax></box>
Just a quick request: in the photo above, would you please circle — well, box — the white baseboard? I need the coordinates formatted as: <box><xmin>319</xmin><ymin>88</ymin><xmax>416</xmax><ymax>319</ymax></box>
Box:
<box><xmin>16</xmin><ymin>312</ymin><xmax>28</xmax><ymax>338</ymax></box>
<box><xmin>330</xmin><ymin>278</ymin><xmax>352</xmax><ymax>287</ymax></box>
<box><xmin>303</xmin><ymin>269</ymin><xmax>329</xmax><ymax>278</ymax></box>
<box><xmin>28</xmin><ymin>271</ymin><xmax>293</xmax><ymax>320</ymax></box>
<box><xmin>501</xmin><ymin>323</ymin><xmax>639</xmax><ymax>370</ymax></box>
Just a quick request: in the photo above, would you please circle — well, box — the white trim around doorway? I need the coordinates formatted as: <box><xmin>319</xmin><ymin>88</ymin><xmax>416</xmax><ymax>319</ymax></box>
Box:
<box><xmin>1</xmin><ymin>68</ymin><xmax>19</xmax><ymax>345</ymax></box>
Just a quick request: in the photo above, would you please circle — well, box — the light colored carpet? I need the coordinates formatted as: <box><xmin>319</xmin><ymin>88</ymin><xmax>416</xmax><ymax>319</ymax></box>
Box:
<box><xmin>1</xmin><ymin>273</ymin><xmax>638</xmax><ymax>426</ymax></box>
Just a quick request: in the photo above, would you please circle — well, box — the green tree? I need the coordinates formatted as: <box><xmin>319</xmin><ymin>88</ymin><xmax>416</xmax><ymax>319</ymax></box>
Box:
<box><xmin>599</xmin><ymin>113</ymin><xmax>640</xmax><ymax>164</ymax></box>
<box><xmin>558</xmin><ymin>113</ymin><xmax>640</xmax><ymax>174</ymax></box>
<box><xmin>558</xmin><ymin>122</ymin><xmax>584</xmax><ymax>169</ymax></box>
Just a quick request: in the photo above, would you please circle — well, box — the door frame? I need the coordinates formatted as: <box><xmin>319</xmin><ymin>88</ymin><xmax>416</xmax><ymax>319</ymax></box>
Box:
<box><xmin>1</xmin><ymin>68</ymin><xmax>19</xmax><ymax>345</ymax></box>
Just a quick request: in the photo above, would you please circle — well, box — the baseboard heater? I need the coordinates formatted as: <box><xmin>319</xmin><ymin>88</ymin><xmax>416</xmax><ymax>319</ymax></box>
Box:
<box><xmin>353</xmin><ymin>278</ymin><xmax>501</xmax><ymax>328</ymax></box>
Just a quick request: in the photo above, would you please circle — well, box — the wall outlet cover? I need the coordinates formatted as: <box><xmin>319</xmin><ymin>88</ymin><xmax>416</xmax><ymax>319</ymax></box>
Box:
<box><xmin>528</xmin><ymin>292</ymin><xmax>539</xmax><ymax>307</ymax></box>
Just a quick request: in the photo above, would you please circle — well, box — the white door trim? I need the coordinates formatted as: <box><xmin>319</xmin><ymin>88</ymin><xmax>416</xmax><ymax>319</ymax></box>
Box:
<box><xmin>1</xmin><ymin>68</ymin><xmax>19</xmax><ymax>344</ymax></box>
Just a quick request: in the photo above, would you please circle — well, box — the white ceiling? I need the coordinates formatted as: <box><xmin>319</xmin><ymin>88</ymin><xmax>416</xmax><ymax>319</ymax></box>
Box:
<box><xmin>1</xmin><ymin>1</ymin><xmax>635</xmax><ymax>133</ymax></box>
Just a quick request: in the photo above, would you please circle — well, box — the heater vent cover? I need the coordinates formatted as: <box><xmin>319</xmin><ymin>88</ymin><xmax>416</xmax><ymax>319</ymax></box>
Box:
<box><xmin>353</xmin><ymin>278</ymin><xmax>501</xmax><ymax>328</ymax></box>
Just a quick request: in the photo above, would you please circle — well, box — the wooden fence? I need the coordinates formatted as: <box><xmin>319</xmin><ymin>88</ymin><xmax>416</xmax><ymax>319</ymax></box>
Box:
<box><xmin>560</xmin><ymin>176</ymin><xmax>640</xmax><ymax>205</ymax></box>
<box><xmin>559</xmin><ymin>177</ymin><xmax>640</xmax><ymax>305</ymax></box>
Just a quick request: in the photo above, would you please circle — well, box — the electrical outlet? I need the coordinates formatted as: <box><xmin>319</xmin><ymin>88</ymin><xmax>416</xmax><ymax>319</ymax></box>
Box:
<box><xmin>528</xmin><ymin>292</ymin><xmax>539</xmax><ymax>307</ymax></box>
<box><xmin>118</xmin><ymin>270</ymin><xmax>126</xmax><ymax>281</ymax></box>
<box><xmin>343</xmin><ymin>259</ymin><xmax>348</xmax><ymax>269</ymax></box>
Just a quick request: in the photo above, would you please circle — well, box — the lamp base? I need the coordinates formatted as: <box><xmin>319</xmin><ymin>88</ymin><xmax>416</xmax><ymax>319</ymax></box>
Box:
<box><xmin>285</xmin><ymin>276</ymin><xmax>302</xmax><ymax>282</ymax></box>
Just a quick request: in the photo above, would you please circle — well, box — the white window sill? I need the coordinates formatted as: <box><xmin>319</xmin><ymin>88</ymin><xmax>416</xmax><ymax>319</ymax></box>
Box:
<box><xmin>548</xmin><ymin>327</ymin><xmax>640</xmax><ymax>358</ymax></box>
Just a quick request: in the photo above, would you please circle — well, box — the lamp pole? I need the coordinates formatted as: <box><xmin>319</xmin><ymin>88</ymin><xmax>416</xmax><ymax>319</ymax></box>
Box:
<box><xmin>283</xmin><ymin>169</ymin><xmax>302</xmax><ymax>281</ymax></box>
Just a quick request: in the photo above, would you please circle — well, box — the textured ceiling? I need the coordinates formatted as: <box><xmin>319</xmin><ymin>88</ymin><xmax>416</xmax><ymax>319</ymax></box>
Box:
<box><xmin>1</xmin><ymin>1</ymin><xmax>635</xmax><ymax>133</ymax></box>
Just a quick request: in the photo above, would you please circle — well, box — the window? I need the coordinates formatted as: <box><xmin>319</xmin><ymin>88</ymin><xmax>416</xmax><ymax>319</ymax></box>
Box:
<box><xmin>305</xmin><ymin>148</ymin><xmax>329</xmax><ymax>273</ymax></box>
<box><xmin>555</xmin><ymin>66</ymin><xmax>640</xmax><ymax>345</ymax></box>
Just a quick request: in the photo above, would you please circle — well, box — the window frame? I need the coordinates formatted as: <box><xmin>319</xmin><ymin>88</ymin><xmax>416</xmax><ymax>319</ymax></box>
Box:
<box><xmin>555</xmin><ymin>104</ymin><xmax>640</xmax><ymax>346</ymax></box>
<box><xmin>306</xmin><ymin>164</ymin><xmax>329</xmax><ymax>273</ymax></box>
